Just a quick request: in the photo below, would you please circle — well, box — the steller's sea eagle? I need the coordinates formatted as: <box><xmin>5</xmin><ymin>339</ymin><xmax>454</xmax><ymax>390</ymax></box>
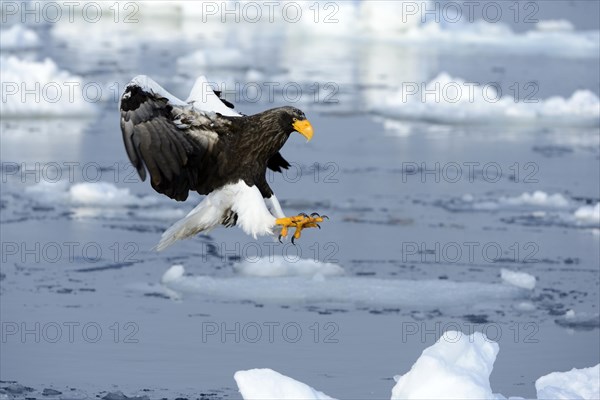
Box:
<box><xmin>119</xmin><ymin>75</ymin><xmax>326</xmax><ymax>251</ymax></box>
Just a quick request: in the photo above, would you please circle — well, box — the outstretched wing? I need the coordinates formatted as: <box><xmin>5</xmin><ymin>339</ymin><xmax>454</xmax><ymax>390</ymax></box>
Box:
<box><xmin>120</xmin><ymin>76</ymin><xmax>232</xmax><ymax>201</ymax></box>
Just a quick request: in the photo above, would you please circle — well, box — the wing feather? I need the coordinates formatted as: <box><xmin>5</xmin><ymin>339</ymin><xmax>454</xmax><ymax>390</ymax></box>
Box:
<box><xmin>120</xmin><ymin>78</ymin><xmax>233</xmax><ymax>201</ymax></box>
<box><xmin>267</xmin><ymin>152</ymin><xmax>291</xmax><ymax>173</ymax></box>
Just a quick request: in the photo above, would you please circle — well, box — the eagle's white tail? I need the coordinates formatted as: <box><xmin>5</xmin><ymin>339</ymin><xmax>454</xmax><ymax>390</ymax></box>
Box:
<box><xmin>155</xmin><ymin>196</ymin><xmax>225</xmax><ymax>251</ymax></box>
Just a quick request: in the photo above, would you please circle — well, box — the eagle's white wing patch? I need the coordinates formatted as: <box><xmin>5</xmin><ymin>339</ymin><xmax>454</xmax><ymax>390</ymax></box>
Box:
<box><xmin>186</xmin><ymin>75</ymin><xmax>241</xmax><ymax>117</ymax></box>
<box><xmin>126</xmin><ymin>75</ymin><xmax>187</xmax><ymax>107</ymax></box>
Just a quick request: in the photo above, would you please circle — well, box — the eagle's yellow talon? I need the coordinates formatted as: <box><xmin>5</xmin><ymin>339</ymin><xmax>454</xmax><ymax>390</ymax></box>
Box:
<box><xmin>275</xmin><ymin>213</ymin><xmax>327</xmax><ymax>243</ymax></box>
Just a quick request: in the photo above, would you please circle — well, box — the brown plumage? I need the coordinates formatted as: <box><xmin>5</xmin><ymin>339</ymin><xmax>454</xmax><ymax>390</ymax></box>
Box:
<box><xmin>120</xmin><ymin>84</ymin><xmax>307</xmax><ymax>202</ymax></box>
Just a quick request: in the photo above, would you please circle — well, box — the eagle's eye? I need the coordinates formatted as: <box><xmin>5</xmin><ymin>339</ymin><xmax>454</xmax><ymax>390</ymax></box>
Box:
<box><xmin>293</xmin><ymin>117</ymin><xmax>298</xmax><ymax>122</ymax></box>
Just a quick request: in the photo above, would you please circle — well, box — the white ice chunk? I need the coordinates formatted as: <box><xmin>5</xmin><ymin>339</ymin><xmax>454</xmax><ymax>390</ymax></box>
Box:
<box><xmin>391</xmin><ymin>331</ymin><xmax>499</xmax><ymax>399</ymax></box>
<box><xmin>161</xmin><ymin>266</ymin><xmax>526</xmax><ymax>309</ymax></box>
<box><xmin>498</xmin><ymin>192</ymin><xmax>570</xmax><ymax>208</ymax></box>
<box><xmin>500</xmin><ymin>269</ymin><xmax>536</xmax><ymax>290</ymax></box>
<box><xmin>231</xmin><ymin>335</ymin><xmax>599</xmax><ymax>400</ymax></box>
<box><xmin>25</xmin><ymin>181</ymin><xmax>157</xmax><ymax>208</ymax></box>
<box><xmin>574</xmin><ymin>203</ymin><xmax>600</xmax><ymax>224</ymax></box>
<box><xmin>1</xmin><ymin>56</ymin><xmax>97</xmax><ymax>117</ymax></box>
<box><xmin>377</xmin><ymin>72</ymin><xmax>600</xmax><ymax>127</ymax></box>
<box><xmin>450</xmin><ymin>191</ymin><xmax>571</xmax><ymax>212</ymax></box>
<box><xmin>161</xmin><ymin>265</ymin><xmax>186</xmax><ymax>284</ymax></box>
<box><xmin>535</xmin><ymin>364</ymin><xmax>600</xmax><ymax>400</ymax></box>
<box><xmin>535</xmin><ymin>20</ymin><xmax>575</xmax><ymax>32</ymax></box>
<box><xmin>0</xmin><ymin>25</ymin><xmax>40</xmax><ymax>49</ymax></box>
<box><xmin>23</xmin><ymin>180</ymin><xmax>70</xmax><ymax>202</ymax></box>
<box><xmin>69</xmin><ymin>182</ymin><xmax>157</xmax><ymax>207</ymax></box>
<box><xmin>234</xmin><ymin>369</ymin><xmax>335</xmax><ymax>400</ymax></box>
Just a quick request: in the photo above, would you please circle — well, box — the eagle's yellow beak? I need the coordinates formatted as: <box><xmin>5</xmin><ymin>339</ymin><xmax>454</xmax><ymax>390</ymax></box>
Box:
<box><xmin>292</xmin><ymin>119</ymin><xmax>314</xmax><ymax>142</ymax></box>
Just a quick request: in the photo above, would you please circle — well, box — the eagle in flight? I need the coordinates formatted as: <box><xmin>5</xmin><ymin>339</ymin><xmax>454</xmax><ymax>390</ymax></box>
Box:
<box><xmin>119</xmin><ymin>75</ymin><xmax>326</xmax><ymax>251</ymax></box>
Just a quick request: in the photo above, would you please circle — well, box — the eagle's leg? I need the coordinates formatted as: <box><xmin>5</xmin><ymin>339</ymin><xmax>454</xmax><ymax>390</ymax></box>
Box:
<box><xmin>275</xmin><ymin>214</ymin><xmax>327</xmax><ymax>243</ymax></box>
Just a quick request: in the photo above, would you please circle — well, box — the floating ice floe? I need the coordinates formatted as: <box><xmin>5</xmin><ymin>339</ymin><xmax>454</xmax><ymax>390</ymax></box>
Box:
<box><xmin>0</xmin><ymin>56</ymin><xmax>97</xmax><ymax>118</ymax></box>
<box><xmin>536</xmin><ymin>364</ymin><xmax>600</xmax><ymax>399</ymax></box>
<box><xmin>554</xmin><ymin>309</ymin><xmax>600</xmax><ymax>331</ymax></box>
<box><xmin>500</xmin><ymin>269</ymin><xmax>536</xmax><ymax>290</ymax></box>
<box><xmin>535</xmin><ymin>19</ymin><xmax>575</xmax><ymax>32</ymax></box>
<box><xmin>0</xmin><ymin>25</ymin><xmax>40</xmax><ymax>49</ymax></box>
<box><xmin>161</xmin><ymin>264</ymin><xmax>185</xmax><ymax>284</ymax></box>
<box><xmin>376</xmin><ymin>72</ymin><xmax>600</xmax><ymax>127</ymax></box>
<box><xmin>391</xmin><ymin>331</ymin><xmax>499</xmax><ymax>399</ymax></box>
<box><xmin>442</xmin><ymin>191</ymin><xmax>571</xmax><ymax>212</ymax></box>
<box><xmin>439</xmin><ymin>192</ymin><xmax>600</xmax><ymax>230</ymax></box>
<box><xmin>235</xmin><ymin>369</ymin><xmax>335</xmax><ymax>400</ymax></box>
<box><xmin>161</xmin><ymin>259</ymin><xmax>528</xmax><ymax>310</ymax></box>
<box><xmin>24</xmin><ymin>181</ymin><xmax>157</xmax><ymax>208</ymax></box>
<box><xmin>69</xmin><ymin>182</ymin><xmax>157</xmax><ymax>207</ymax></box>
<box><xmin>233</xmin><ymin>331</ymin><xmax>599</xmax><ymax>400</ymax></box>
<box><xmin>502</xmin><ymin>210</ymin><xmax>600</xmax><ymax>230</ymax></box>
<box><xmin>499</xmin><ymin>203</ymin><xmax>600</xmax><ymax>230</ymax></box>
<box><xmin>497</xmin><ymin>192</ymin><xmax>571</xmax><ymax>208</ymax></box>
<box><xmin>573</xmin><ymin>203</ymin><xmax>600</xmax><ymax>224</ymax></box>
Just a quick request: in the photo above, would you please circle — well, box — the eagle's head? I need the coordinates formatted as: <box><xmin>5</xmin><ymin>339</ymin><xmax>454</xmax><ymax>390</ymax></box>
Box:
<box><xmin>274</xmin><ymin>106</ymin><xmax>314</xmax><ymax>142</ymax></box>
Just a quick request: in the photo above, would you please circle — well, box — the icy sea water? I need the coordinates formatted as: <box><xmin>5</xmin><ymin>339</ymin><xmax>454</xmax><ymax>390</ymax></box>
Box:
<box><xmin>1</xmin><ymin>7</ymin><xmax>599</xmax><ymax>400</ymax></box>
